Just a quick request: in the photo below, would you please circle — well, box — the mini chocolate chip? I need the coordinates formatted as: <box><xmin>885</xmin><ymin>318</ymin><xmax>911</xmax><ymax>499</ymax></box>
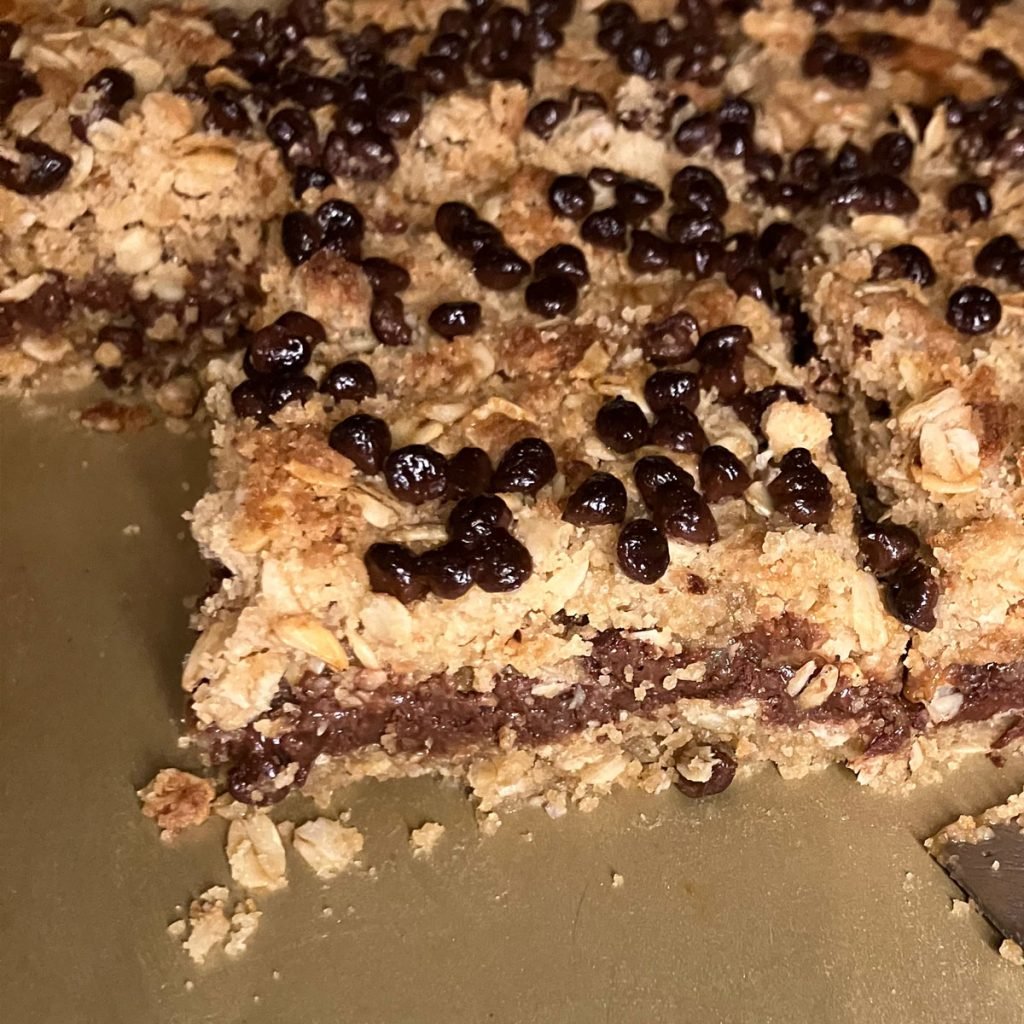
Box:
<box><xmin>246</xmin><ymin>323</ymin><xmax>310</xmax><ymax>376</ymax></box>
<box><xmin>644</xmin><ymin>369</ymin><xmax>699</xmax><ymax>414</ymax></box>
<box><xmin>802</xmin><ymin>31</ymin><xmax>840</xmax><ymax>76</ymax></box>
<box><xmin>320</xmin><ymin>359</ymin><xmax>376</xmax><ymax>402</ymax></box>
<box><xmin>670</xmin><ymin>165</ymin><xmax>728</xmax><ymax>216</ymax></box>
<box><xmin>533</xmin><ymin>243</ymin><xmax>589</xmax><ymax>285</ymax></box>
<box><xmin>858</xmin><ymin>519</ymin><xmax>919</xmax><ymax>577</ymax></box>
<box><xmin>430</xmin><ymin>31</ymin><xmax>470</xmax><ymax>60</ymax></box>
<box><xmin>472</xmin><ymin>529</ymin><xmax>533</xmax><ymax>593</ymax></box>
<box><xmin>435</xmin><ymin>201</ymin><xmax>477</xmax><ymax>245</ymax></box>
<box><xmin>323</xmin><ymin>128</ymin><xmax>398</xmax><ymax>181</ymax></box>
<box><xmin>370</xmin><ymin>293</ymin><xmax>412</xmax><ymax>346</ymax></box>
<box><xmin>768</xmin><ymin>448</ymin><xmax>832</xmax><ymax>526</ymax></box>
<box><xmin>548</xmin><ymin>174</ymin><xmax>594</xmax><ymax>220</ymax></box>
<box><xmin>666</xmin><ymin>210</ymin><xmax>724</xmax><ymax>246</ymax></box>
<box><xmin>870</xmin><ymin>131</ymin><xmax>913</xmax><ymax>175</ymax></box>
<box><xmin>674</xmin><ymin>745</ymin><xmax>736</xmax><ymax>798</ymax></box>
<box><xmin>451</xmin><ymin>219</ymin><xmax>504</xmax><ymax>259</ymax></box>
<box><xmin>641</xmin><ymin>309</ymin><xmax>699</xmax><ymax>365</ymax></box>
<box><xmin>416</xmin><ymin>54</ymin><xmax>467</xmax><ymax>94</ymax></box>
<box><xmin>473</xmin><ymin>245</ymin><xmax>530</xmax><ymax>290</ymax></box>
<box><xmin>588</xmin><ymin>166</ymin><xmax>622</xmax><ymax>187</ymax></box>
<box><xmin>886</xmin><ymin>559</ymin><xmax>939</xmax><ymax>630</ymax></box>
<box><xmin>580</xmin><ymin>206</ymin><xmax>629</xmax><ymax>250</ymax></box>
<box><xmin>281</xmin><ymin>211</ymin><xmax>321</xmax><ymax>266</ymax></box>
<box><xmin>596</xmin><ymin>396</ymin><xmax>650</xmax><ymax>453</ymax></box>
<box><xmin>376</xmin><ymin>93</ymin><xmax>422</xmax><ymax>139</ymax></box>
<box><xmin>204</xmin><ymin>87</ymin><xmax>250</xmax><ymax>135</ymax></box>
<box><xmin>419</xmin><ymin>543</ymin><xmax>476</xmax><ymax>599</ymax></box>
<box><xmin>654</xmin><ymin>481</ymin><xmax>718</xmax><ymax>544</ymax></box>
<box><xmin>448</xmin><ymin>493</ymin><xmax>512</xmax><ymax>545</ymax></box>
<box><xmin>757</xmin><ymin>222</ymin><xmax>807</xmax><ymax>271</ymax></box>
<box><xmin>828</xmin><ymin>173</ymin><xmax>920</xmax><ymax>216</ymax></box>
<box><xmin>974</xmin><ymin>234</ymin><xmax>1019</xmax><ymax>278</ymax></box>
<box><xmin>979</xmin><ymin>47</ymin><xmax>1020</xmax><ymax>82</ymax></box>
<box><xmin>831</xmin><ymin>141</ymin><xmax>869</xmax><ymax>180</ymax></box>
<box><xmin>293</xmin><ymin>166</ymin><xmax>332</xmax><ymax>198</ymax></box>
<box><xmin>274</xmin><ymin>310</ymin><xmax>326</xmax><ymax>346</ymax></box>
<box><xmin>699</xmin><ymin>445</ymin><xmax>752</xmax><ymax>503</ymax></box>
<box><xmin>361</xmin><ymin>257</ymin><xmax>410</xmax><ymax>294</ymax></box>
<box><xmin>695</xmin><ymin>324</ymin><xmax>750</xmax><ymax>401</ymax></box>
<box><xmin>438</xmin><ymin>7</ymin><xmax>473</xmax><ymax>33</ymax></box>
<box><xmin>617</xmin><ymin>519</ymin><xmax>670</xmax><ymax>584</ymax></box>
<box><xmin>526</xmin><ymin>98</ymin><xmax>570</xmax><ymax>138</ymax></box>
<box><xmin>628</xmin><ymin>230</ymin><xmax>674</xmax><ymax>274</ymax></box>
<box><xmin>676</xmin><ymin>241</ymin><xmax>725</xmax><ymax>280</ymax></box>
<box><xmin>446</xmin><ymin>448</ymin><xmax>494</xmax><ymax>501</ymax></box>
<box><xmin>491</xmin><ymin>437</ymin><xmax>557</xmax><ymax>495</ymax></box>
<box><xmin>231</xmin><ymin>379</ymin><xmax>272</xmax><ymax>421</ymax></box>
<box><xmin>824</xmin><ymin>51</ymin><xmax>871</xmax><ymax>90</ymax></box>
<box><xmin>872</xmin><ymin>244</ymin><xmax>935</xmax><ymax>286</ymax></box>
<box><xmin>315</xmin><ymin>199</ymin><xmax>365</xmax><ymax>257</ymax></box>
<box><xmin>563</xmin><ymin>472</ymin><xmax>628</xmax><ymax>526</ymax></box>
<box><xmin>729</xmin><ymin>266</ymin><xmax>773</xmax><ymax>304</ymax></box>
<box><xmin>947</xmin><ymin>181</ymin><xmax>993</xmax><ymax>222</ymax></box>
<box><xmin>525</xmin><ymin>275</ymin><xmax>578</xmax><ymax>317</ymax></box>
<box><xmin>946</xmin><ymin>285</ymin><xmax>1001</xmax><ymax>334</ymax></box>
<box><xmin>329</xmin><ymin>413</ymin><xmax>392</xmax><ymax>473</ymax></box>
<box><xmin>650</xmin><ymin>407</ymin><xmax>708</xmax><ymax>453</ymax></box>
<box><xmin>0</xmin><ymin>21</ymin><xmax>20</xmax><ymax>60</ymax></box>
<box><xmin>674</xmin><ymin>112</ymin><xmax>718</xmax><ymax>156</ymax></box>
<box><xmin>0</xmin><ymin>137</ymin><xmax>73</xmax><ymax>196</ymax></box>
<box><xmin>614</xmin><ymin>177</ymin><xmax>665</xmax><ymax>222</ymax></box>
<box><xmin>633</xmin><ymin>455</ymin><xmax>694</xmax><ymax>509</ymax></box>
<box><xmin>266</xmin><ymin>374</ymin><xmax>315</xmax><ymax>412</ymax></box>
<box><xmin>428</xmin><ymin>301</ymin><xmax>482</xmax><ymax>338</ymax></box>
<box><xmin>385</xmin><ymin>444</ymin><xmax>449</xmax><ymax>504</ymax></box>
<box><xmin>364</xmin><ymin>542</ymin><xmax>427</xmax><ymax>604</ymax></box>
<box><xmin>715</xmin><ymin>122</ymin><xmax>751</xmax><ymax>160</ymax></box>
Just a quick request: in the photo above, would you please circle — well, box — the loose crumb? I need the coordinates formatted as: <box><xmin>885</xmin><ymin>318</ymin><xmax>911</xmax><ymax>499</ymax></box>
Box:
<box><xmin>611</xmin><ymin>872</ymin><xmax>625</xmax><ymax>888</ymax></box>
<box><xmin>224</xmin><ymin>899</ymin><xmax>262</xmax><ymax>958</ymax></box>
<box><xmin>293</xmin><ymin>818</ymin><xmax>364</xmax><ymax>879</ymax></box>
<box><xmin>175</xmin><ymin>886</ymin><xmax>231</xmax><ymax>965</ymax></box>
<box><xmin>410</xmin><ymin>821</ymin><xmax>446</xmax><ymax>858</ymax></box>
<box><xmin>122</xmin><ymin>523</ymin><xmax>141</xmax><ymax>536</ymax></box>
<box><xmin>226</xmin><ymin>815</ymin><xmax>288</xmax><ymax>892</ymax></box>
<box><xmin>999</xmin><ymin>939</ymin><xmax>1024</xmax><ymax>966</ymax></box>
<box><xmin>139</xmin><ymin>768</ymin><xmax>215</xmax><ymax>839</ymax></box>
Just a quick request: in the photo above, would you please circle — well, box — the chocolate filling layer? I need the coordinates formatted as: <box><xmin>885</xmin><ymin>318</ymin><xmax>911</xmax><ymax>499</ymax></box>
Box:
<box><xmin>949</xmin><ymin>660</ymin><xmax>1024</xmax><ymax>722</ymax></box>
<box><xmin>198</xmin><ymin>618</ymin><xmax>921</xmax><ymax>805</ymax></box>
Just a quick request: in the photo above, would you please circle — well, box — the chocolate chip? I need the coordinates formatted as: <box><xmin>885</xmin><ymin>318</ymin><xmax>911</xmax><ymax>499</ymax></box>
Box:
<box><xmin>974</xmin><ymin>234</ymin><xmax>1019</xmax><ymax>278</ymax></box>
<box><xmin>870</xmin><ymin>131</ymin><xmax>914</xmax><ymax>175</ymax></box>
<box><xmin>828</xmin><ymin>173</ymin><xmax>920</xmax><ymax>216</ymax></box>
<box><xmin>580</xmin><ymin>206</ymin><xmax>629</xmax><ymax>250</ymax></box>
<box><xmin>872</xmin><ymin>244</ymin><xmax>935</xmax><ymax>287</ymax></box>
<box><xmin>376</xmin><ymin>93</ymin><xmax>422</xmax><ymax>139</ymax></box>
<box><xmin>617</xmin><ymin>518</ymin><xmax>670</xmax><ymax>584</ymax></box>
<box><xmin>428</xmin><ymin>301</ymin><xmax>482</xmax><ymax>338</ymax></box>
<box><xmin>533</xmin><ymin>243</ymin><xmax>589</xmax><ymax>285</ymax></box>
<box><xmin>430</xmin><ymin>31</ymin><xmax>470</xmax><ymax>61</ymax></box>
<box><xmin>293</xmin><ymin>166</ymin><xmax>332</xmax><ymax>198</ymax></box>
<box><xmin>548</xmin><ymin>173</ymin><xmax>594</xmax><ymax>220</ymax></box>
<box><xmin>946</xmin><ymin>285</ymin><xmax>1002</xmax><ymax>334</ymax></box>
<box><xmin>446</xmin><ymin>449</ymin><xmax>495</xmax><ymax>501</ymax></box>
<box><xmin>525</xmin><ymin>275</ymin><xmax>578</xmax><ymax>317</ymax></box>
<box><xmin>385</xmin><ymin>444</ymin><xmax>449</xmax><ymax>504</ymax></box>
<box><xmin>267</xmin><ymin>107</ymin><xmax>319</xmax><ymax>166</ymax></box>
<box><xmin>473</xmin><ymin>245</ymin><xmax>531</xmax><ymax>290</ymax></box>
<box><xmin>0</xmin><ymin>21</ymin><xmax>20</xmax><ymax>60</ymax></box>
<box><xmin>614</xmin><ymin>177</ymin><xmax>665</xmax><ymax>222</ymax></box>
<box><xmin>588</xmin><ymin>166</ymin><xmax>622</xmax><ymax>187</ymax></box>
<box><xmin>666</xmin><ymin>210</ymin><xmax>724</xmax><ymax>246</ymax></box>
<box><xmin>699</xmin><ymin>445</ymin><xmax>751</xmax><ymax>503</ymax></box>
<box><xmin>654</xmin><ymin>481</ymin><xmax>718</xmax><ymax>544</ymax></box>
<box><xmin>768</xmin><ymin>448</ymin><xmax>832</xmax><ymax>526</ymax></box>
<box><xmin>979</xmin><ymin>46</ymin><xmax>1020</xmax><ymax>82</ymax></box>
<box><xmin>472</xmin><ymin>529</ymin><xmax>533</xmax><ymax>593</ymax></box>
<box><xmin>434</xmin><ymin>201</ymin><xmax>477</xmax><ymax>245</ymax></box>
<box><xmin>695</xmin><ymin>324</ymin><xmax>750</xmax><ymax>400</ymax></box>
<box><xmin>732</xmin><ymin>384</ymin><xmax>806</xmax><ymax>438</ymax></box>
<box><xmin>323</xmin><ymin>128</ymin><xmax>398</xmax><ymax>181</ymax></box>
<box><xmin>369</xmin><ymin>293</ymin><xmax>412</xmax><ymax>346</ymax></box>
<box><xmin>728</xmin><ymin>266</ymin><xmax>773</xmax><ymax>304</ymax></box>
<box><xmin>416</xmin><ymin>54</ymin><xmax>467</xmax><ymax>94</ymax></box>
<box><xmin>858</xmin><ymin>519</ymin><xmax>919</xmax><ymax>577</ymax></box>
<box><xmin>315</xmin><ymin>199</ymin><xmax>365</xmax><ymax>258</ymax></box>
<box><xmin>451</xmin><ymin>219</ymin><xmax>504</xmax><ymax>259</ymax></box>
<box><xmin>231</xmin><ymin>379</ymin><xmax>272</xmax><ymax>421</ymax></box>
<box><xmin>632</xmin><ymin>455</ymin><xmax>694</xmax><ymax>509</ymax></box>
<box><xmin>320</xmin><ymin>360</ymin><xmax>376</xmax><ymax>403</ymax></box>
<box><xmin>644</xmin><ymin>369</ymin><xmax>699</xmax><ymax>414</ymax></box>
<box><xmin>830</xmin><ymin>141</ymin><xmax>868</xmax><ymax>180</ymax></box>
<box><xmin>670</xmin><ymin>165</ymin><xmax>728</xmax><ymax>216</ymax></box>
<box><xmin>204</xmin><ymin>87</ymin><xmax>251</xmax><ymax>135</ymax></box>
<box><xmin>97</xmin><ymin>323</ymin><xmax>143</xmax><ymax>361</ymax></box>
<box><xmin>650</xmin><ymin>407</ymin><xmax>708</xmax><ymax>453</ymax></box>
<box><xmin>281</xmin><ymin>211</ymin><xmax>321</xmax><ymax>266</ymax></box>
<box><xmin>419</xmin><ymin>543</ymin><xmax>476</xmax><ymax>599</ymax></box>
<box><xmin>329</xmin><ymin>413</ymin><xmax>392</xmax><ymax>473</ymax></box>
<box><xmin>448</xmin><ymin>494</ymin><xmax>512</xmax><ymax>545</ymax></box>
<box><xmin>757</xmin><ymin>222</ymin><xmax>807</xmax><ymax>271</ymax></box>
<box><xmin>361</xmin><ymin>257</ymin><xmax>410</xmax><ymax>294</ymax></box>
<box><xmin>641</xmin><ymin>309</ymin><xmax>698</xmax><ymax>365</ymax></box>
<box><xmin>715</xmin><ymin>122</ymin><xmax>751</xmax><ymax>160</ymax></box>
<box><xmin>491</xmin><ymin>437</ymin><xmax>557</xmax><ymax>495</ymax></box>
<box><xmin>364</xmin><ymin>542</ymin><xmax>427</xmax><ymax>604</ymax></box>
<box><xmin>674</xmin><ymin>112</ymin><xmax>718</xmax><ymax>155</ymax></box>
<box><xmin>824</xmin><ymin>51</ymin><xmax>870</xmax><ymax>90</ymax></box>
<box><xmin>0</xmin><ymin>137</ymin><xmax>73</xmax><ymax>196</ymax></box>
<box><xmin>594</xmin><ymin>396</ymin><xmax>649</xmax><ymax>453</ymax></box>
<box><xmin>947</xmin><ymin>181</ymin><xmax>993</xmax><ymax>223</ymax></box>
<box><xmin>674</xmin><ymin>745</ymin><xmax>736</xmax><ymax>798</ymax></box>
<box><xmin>245</xmin><ymin>323</ymin><xmax>310</xmax><ymax>376</ymax></box>
<box><xmin>886</xmin><ymin>559</ymin><xmax>939</xmax><ymax>631</ymax></box>
<box><xmin>681</xmin><ymin>239</ymin><xmax>727</xmax><ymax>279</ymax></box>
<box><xmin>563</xmin><ymin>471</ymin><xmax>628</xmax><ymax>526</ymax></box>
<box><xmin>802</xmin><ymin>31</ymin><xmax>839</xmax><ymax>76</ymax></box>
<box><xmin>526</xmin><ymin>98</ymin><xmax>570</xmax><ymax>139</ymax></box>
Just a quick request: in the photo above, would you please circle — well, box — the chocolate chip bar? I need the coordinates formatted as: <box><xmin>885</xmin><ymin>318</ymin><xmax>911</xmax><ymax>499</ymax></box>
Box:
<box><xmin>928</xmin><ymin>790</ymin><xmax>1024</xmax><ymax>963</ymax></box>
<box><xmin>3</xmin><ymin>0</ymin><xmax>1023</xmax><ymax>815</ymax></box>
